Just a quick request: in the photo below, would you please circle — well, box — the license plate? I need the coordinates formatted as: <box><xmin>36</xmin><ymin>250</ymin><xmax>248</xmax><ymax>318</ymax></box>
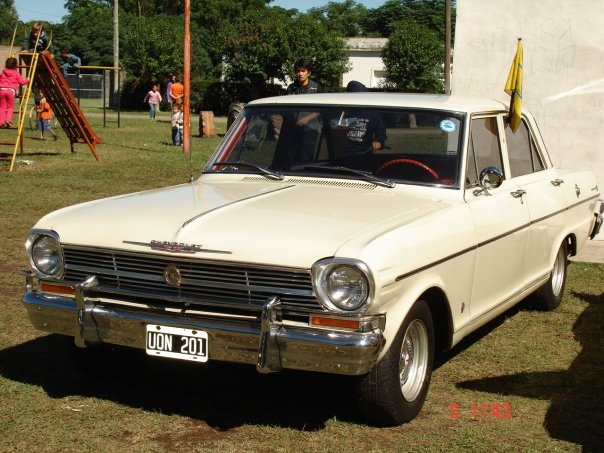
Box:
<box><xmin>145</xmin><ymin>324</ymin><xmax>208</xmax><ymax>362</ymax></box>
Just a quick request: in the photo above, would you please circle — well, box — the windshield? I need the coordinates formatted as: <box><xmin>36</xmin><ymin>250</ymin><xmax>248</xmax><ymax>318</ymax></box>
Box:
<box><xmin>205</xmin><ymin>105</ymin><xmax>464</xmax><ymax>187</ymax></box>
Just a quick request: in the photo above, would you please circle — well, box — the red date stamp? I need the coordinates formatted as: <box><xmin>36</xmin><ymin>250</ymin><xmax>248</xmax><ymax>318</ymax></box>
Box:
<box><xmin>449</xmin><ymin>402</ymin><xmax>512</xmax><ymax>420</ymax></box>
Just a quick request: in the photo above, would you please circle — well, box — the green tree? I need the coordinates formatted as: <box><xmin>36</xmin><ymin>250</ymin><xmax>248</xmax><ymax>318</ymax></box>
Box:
<box><xmin>0</xmin><ymin>0</ymin><xmax>18</xmax><ymax>43</ymax></box>
<box><xmin>65</xmin><ymin>0</ymin><xmax>112</xmax><ymax>10</ymax></box>
<box><xmin>67</xmin><ymin>0</ymin><xmax>271</xmax><ymax>18</ymax></box>
<box><xmin>283</xmin><ymin>14</ymin><xmax>350</xmax><ymax>91</ymax></box>
<box><xmin>363</xmin><ymin>0</ymin><xmax>455</xmax><ymax>39</ymax></box>
<box><xmin>220</xmin><ymin>9</ymin><xmax>349</xmax><ymax>99</ymax></box>
<box><xmin>59</xmin><ymin>1</ymin><xmax>281</xmax><ymax>82</ymax></box>
<box><xmin>121</xmin><ymin>13</ymin><xmax>213</xmax><ymax>108</ymax></box>
<box><xmin>307</xmin><ymin>0</ymin><xmax>368</xmax><ymax>37</ymax></box>
<box><xmin>381</xmin><ymin>20</ymin><xmax>444</xmax><ymax>93</ymax></box>
<box><xmin>53</xmin><ymin>3</ymin><xmax>114</xmax><ymax>66</ymax></box>
<box><xmin>220</xmin><ymin>8</ymin><xmax>291</xmax><ymax>100</ymax></box>
<box><xmin>362</xmin><ymin>0</ymin><xmax>405</xmax><ymax>37</ymax></box>
<box><xmin>400</xmin><ymin>0</ymin><xmax>456</xmax><ymax>41</ymax></box>
<box><xmin>192</xmin><ymin>0</ymin><xmax>272</xmax><ymax>80</ymax></box>
<box><xmin>122</xmin><ymin>14</ymin><xmax>184</xmax><ymax>83</ymax></box>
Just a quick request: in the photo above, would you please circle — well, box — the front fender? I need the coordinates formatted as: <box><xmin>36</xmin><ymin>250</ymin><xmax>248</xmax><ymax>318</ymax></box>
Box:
<box><xmin>373</xmin><ymin>251</ymin><xmax>474</xmax><ymax>362</ymax></box>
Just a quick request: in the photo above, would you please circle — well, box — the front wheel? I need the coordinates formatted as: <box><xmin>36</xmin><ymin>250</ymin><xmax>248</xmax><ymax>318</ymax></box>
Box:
<box><xmin>356</xmin><ymin>300</ymin><xmax>434</xmax><ymax>426</ymax></box>
<box><xmin>535</xmin><ymin>241</ymin><xmax>569</xmax><ymax>311</ymax></box>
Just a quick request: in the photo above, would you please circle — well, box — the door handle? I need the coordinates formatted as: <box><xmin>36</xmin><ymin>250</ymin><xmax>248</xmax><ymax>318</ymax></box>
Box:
<box><xmin>511</xmin><ymin>189</ymin><xmax>526</xmax><ymax>198</ymax></box>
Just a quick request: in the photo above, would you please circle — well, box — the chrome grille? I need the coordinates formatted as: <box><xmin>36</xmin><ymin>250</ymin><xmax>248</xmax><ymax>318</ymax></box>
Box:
<box><xmin>62</xmin><ymin>245</ymin><xmax>320</xmax><ymax>311</ymax></box>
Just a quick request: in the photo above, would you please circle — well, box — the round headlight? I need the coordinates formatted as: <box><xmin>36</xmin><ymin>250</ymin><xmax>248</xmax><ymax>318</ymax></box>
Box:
<box><xmin>313</xmin><ymin>259</ymin><xmax>373</xmax><ymax>312</ymax></box>
<box><xmin>29</xmin><ymin>233</ymin><xmax>63</xmax><ymax>277</ymax></box>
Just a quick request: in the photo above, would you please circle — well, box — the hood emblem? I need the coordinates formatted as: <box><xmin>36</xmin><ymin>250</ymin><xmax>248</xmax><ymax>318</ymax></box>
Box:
<box><xmin>123</xmin><ymin>240</ymin><xmax>231</xmax><ymax>255</ymax></box>
<box><xmin>151</xmin><ymin>240</ymin><xmax>203</xmax><ymax>254</ymax></box>
<box><xmin>163</xmin><ymin>263</ymin><xmax>182</xmax><ymax>287</ymax></box>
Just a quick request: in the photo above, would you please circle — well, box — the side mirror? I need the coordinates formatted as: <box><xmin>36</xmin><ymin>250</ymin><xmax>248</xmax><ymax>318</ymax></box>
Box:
<box><xmin>479</xmin><ymin>167</ymin><xmax>504</xmax><ymax>190</ymax></box>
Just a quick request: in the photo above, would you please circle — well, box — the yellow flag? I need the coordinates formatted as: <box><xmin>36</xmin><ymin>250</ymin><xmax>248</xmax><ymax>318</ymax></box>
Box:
<box><xmin>504</xmin><ymin>39</ymin><xmax>523</xmax><ymax>132</ymax></box>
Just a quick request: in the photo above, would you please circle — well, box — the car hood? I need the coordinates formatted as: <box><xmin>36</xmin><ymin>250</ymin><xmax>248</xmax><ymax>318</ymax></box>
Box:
<box><xmin>35</xmin><ymin>178</ymin><xmax>452</xmax><ymax>267</ymax></box>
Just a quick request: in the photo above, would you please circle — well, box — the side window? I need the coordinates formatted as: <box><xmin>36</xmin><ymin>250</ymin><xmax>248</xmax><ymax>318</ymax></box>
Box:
<box><xmin>505</xmin><ymin>119</ymin><xmax>545</xmax><ymax>177</ymax></box>
<box><xmin>466</xmin><ymin>116</ymin><xmax>503</xmax><ymax>186</ymax></box>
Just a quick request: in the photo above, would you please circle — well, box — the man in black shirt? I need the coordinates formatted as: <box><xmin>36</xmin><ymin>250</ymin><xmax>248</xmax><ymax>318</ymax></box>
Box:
<box><xmin>286</xmin><ymin>58</ymin><xmax>323</xmax><ymax>95</ymax></box>
<box><xmin>285</xmin><ymin>59</ymin><xmax>323</xmax><ymax>164</ymax></box>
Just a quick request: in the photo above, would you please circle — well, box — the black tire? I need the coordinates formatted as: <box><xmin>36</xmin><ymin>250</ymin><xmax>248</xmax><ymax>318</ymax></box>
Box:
<box><xmin>356</xmin><ymin>300</ymin><xmax>434</xmax><ymax>426</ymax></box>
<box><xmin>535</xmin><ymin>241</ymin><xmax>568</xmax><ymax>311</ymax></box>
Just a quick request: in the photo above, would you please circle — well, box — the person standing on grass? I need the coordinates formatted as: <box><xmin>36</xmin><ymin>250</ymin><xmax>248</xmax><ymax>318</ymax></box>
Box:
<box><xmin>171</xmin><ymin>102</ymin><xmax>184</xmax><ymax>146</ymax></box>
<box><xmin>143</xmin><ymin>84</ymin><xmax>162</xmax><ymax>120</ymax></box>
<box><xmin>36</xmin><ymin>92</ymin><xmax>57</xmax><ymax>140</ymax></box>
<box><xmin>166</xmin><ymin>74</ymin><xmax>176</xmax><ymax>108</ymax></box>
<box><xmin>169</xmin><ymin>76</ymin><xmax>184</xmax><ymax>106</ymax></box>
<box><xmin>0</xmin><ymin>57</ymin><xmax>29</xmax><ymax>128</ymax></box>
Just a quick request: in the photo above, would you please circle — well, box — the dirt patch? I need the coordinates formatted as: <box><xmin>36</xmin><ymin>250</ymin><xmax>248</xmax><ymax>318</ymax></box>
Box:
<box><xmin>154</xmin><ymin>419</ymin><xmax>228</xmax><ymax>451</ymax></box>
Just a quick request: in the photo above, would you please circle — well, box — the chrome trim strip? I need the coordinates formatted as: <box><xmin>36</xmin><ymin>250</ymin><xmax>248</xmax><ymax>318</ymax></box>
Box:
<box><xmin>395</xmin><ymin>246</ymin><xmax>477</xmax><ymax>282</ymax></box>
<box><xmin>530</xmin><ymin>194</ymin><xmax>601</xmax><ymax>226</ymax></box>
<box><xmin>396</xmin><ymin>195</ymin><xmax>599</xmax><ymax>282</ymax></box>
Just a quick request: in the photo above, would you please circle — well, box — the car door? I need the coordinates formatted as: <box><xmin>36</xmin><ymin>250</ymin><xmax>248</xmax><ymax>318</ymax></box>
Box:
<box><xmin>464</xmin><ymin>114</ymin><xmax>531</xmax><ymax>321</ymax></box>
<box><xmin>502</xmin><ymin>115</ymin><xmax>566</xmax><ymax>288</ymax></box>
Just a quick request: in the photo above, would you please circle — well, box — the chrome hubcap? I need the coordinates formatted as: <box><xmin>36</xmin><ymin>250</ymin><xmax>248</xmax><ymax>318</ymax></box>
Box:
<box><xmin>399</xmin><ymin>319</ymin><xmax>428</xmax><ymax>401</ymax></box>
<box><xmin>551</xmin><ymin>246</ymin><xmax>566</xmax><ymax>296</ymax></box>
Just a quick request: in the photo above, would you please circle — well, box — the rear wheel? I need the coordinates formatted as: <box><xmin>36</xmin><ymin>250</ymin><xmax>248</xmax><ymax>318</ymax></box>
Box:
<box><xmin>356</xmin><ymin>300</ymin><xmax>434</xmax><ymax>426</ymax></box>
<box><xmin>535</xmin><ymin>241</ymin><xmax>568</xmax><ymax>311</ymax></box>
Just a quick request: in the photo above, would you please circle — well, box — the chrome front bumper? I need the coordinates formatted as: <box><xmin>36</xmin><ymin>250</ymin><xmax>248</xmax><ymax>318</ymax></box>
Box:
<box><xmin>22</xmin><ymin>275</ymin><xmax>385</xmax><ymax>376</ymax></box>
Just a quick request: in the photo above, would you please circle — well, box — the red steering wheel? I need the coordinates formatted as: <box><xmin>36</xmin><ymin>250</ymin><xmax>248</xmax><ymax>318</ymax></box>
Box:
<box><xmin>376</xmin><ymin>158</ymin><xmax>439</xmax><ymax>180</ymax></box>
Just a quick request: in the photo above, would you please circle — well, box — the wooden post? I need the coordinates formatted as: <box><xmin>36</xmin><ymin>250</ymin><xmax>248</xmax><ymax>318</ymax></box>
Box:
<box><xmin>183</xmin><ymin>0</ymin><xmax>191</xmax><ymax>154</ymax></box>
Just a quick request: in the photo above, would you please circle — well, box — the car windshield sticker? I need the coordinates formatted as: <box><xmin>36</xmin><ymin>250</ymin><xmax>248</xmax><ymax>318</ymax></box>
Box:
<box><xmin>440</xmin><ymin>119</ymin><xmax>457</xmax><ymax>133</ymax></box>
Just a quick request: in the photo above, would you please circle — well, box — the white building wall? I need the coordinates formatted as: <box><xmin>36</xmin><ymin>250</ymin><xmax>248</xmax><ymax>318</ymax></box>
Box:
<box><xmin>342</xmin><ymin>51</ymin><xmax>387</xmax><ymax>89</ymax></box>
<box><xmin>342</xmin><ymin>38</ymin><xmax>388</xmax><ymax>89</ymax></box>
<box><xmin>452</xmin><ymin>0</ymin><xmax>604</xmax><ymax>189</ymax></box>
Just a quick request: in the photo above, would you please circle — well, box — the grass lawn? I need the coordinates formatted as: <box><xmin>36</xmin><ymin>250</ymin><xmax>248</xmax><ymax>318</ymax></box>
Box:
<box><xmin>0</xmin><ymin>109</ymin><xmax>603</xmax><ymax>452</ymax></box>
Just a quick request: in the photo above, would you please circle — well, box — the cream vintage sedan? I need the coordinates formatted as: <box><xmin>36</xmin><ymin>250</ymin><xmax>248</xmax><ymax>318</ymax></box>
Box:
<box><xmin>22</xmin><ymin>93</ymin><xmax>603</xmax><ymax>425</ymax></box>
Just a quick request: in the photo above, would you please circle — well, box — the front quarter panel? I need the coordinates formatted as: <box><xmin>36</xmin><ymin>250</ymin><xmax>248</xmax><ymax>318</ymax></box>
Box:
<box><xmin>337</xmin><ymin>199</ymin><xmax>476</xmax><ymax>357</ymax></box>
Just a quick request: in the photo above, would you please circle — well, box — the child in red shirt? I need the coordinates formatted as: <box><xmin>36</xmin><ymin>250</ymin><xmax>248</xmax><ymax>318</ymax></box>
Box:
<box><xmin>0</xmin><ymin>57</ymin><xmax>29</xmax><ymax>128</ymax></box>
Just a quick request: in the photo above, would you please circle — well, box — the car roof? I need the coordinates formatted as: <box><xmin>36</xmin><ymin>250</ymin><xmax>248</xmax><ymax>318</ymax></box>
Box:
<box><xmin>248</xmin><ymin>92</ymin><xmax>509</xmax><ymax>115</ymax></box>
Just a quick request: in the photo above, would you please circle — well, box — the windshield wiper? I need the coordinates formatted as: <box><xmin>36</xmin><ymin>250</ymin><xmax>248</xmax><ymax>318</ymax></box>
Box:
<box><xmin>213</xmin><ymin>161</ymin><xmax>284</xmax><ymax>180</ymax></box>
<box><xmin>303</xmin><ymin>165</ymin><xmax>395</xmax><ymax>188</ymax></box>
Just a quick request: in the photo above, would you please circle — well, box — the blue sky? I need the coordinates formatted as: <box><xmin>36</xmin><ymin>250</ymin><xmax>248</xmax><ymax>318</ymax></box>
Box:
<box><xmin>14</xmin><ymin>0</ymin><xmax>68</xmax><ymax>23</ymax></box>
<box><xmin>14</xmin><ymin>0</ymin><xmax>387</xmax><ymax>23</ymax></box>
